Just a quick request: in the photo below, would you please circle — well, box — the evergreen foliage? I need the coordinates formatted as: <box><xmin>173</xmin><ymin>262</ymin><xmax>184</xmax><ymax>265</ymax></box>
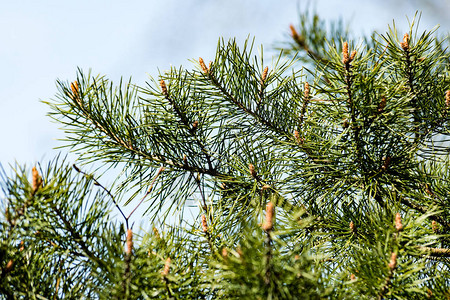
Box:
<box><xmin>1</xmin><ymin>11</ymin><xmax>449</xmax><ymax>299</ymax></box>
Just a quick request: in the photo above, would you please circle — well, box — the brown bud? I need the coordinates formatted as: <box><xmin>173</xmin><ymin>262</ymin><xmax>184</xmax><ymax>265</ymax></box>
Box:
<box><xmin>427</xmin><ymin>288</ymin><xmax>432</xmax><ymax>298</ymax></box>
<box><xmin>162</xmin><ymin>257</ymin><xmax>171</xmax><ymax>276</ymax></box>
<box><xmin>289</xmin><ymin>24</ymin><xmax>300</xmax><ymax>41</ymax></box>
<box><xmin>153</xmin><ymin>226</ymin><xmax>160</xmax><ymax>240</ymax></box>
<box><xmin>261</xmin><ymin>66</ymin><xmax>269</xmax><ymax>83</ymax></box>
<box><xmin>70</xmin><ymin>81</ymin><xmax>79</xmax><ymax>95</ymax></box>
<box><xmin>5</xmin><ymin>260</ymin><xmax>13</xmax><ymax>273</ymax></box>
<box><xmin>381</xmin><ymin>156</ymin><xmax>391</xmax><ymax>171</ymax></box>
<box><xmin>350</xmin><ymin>50</ymin><xmax>357</xmax><ymax>61</ymax></box>
<box><xmin>199</xmin><ymin>57</ymin><xmax>209</xmax><ymax>74</ymax></box>
<box><xmin>160</xmin><ymin>80</ymin><xmax>168</xmax><ymax>96</ymax></box>
<box><xmin>431</xmin><ymin>220</ymin><xmax>438</xmax><ymax>232</ymax></box>
<box><xmin>378</xmin><ymin>96</ymin><xmax>386</xmax><ymax>113</ymax></box>
<box><xmin>388</xmin><ymin>252</ymin><xmax>397</xmax><ymax>269</ymax></box>
<box><xmin>343</xmin><ymin>119</ymin><xmax>349</xmax><ymax>129</ymax></box>
<box><xmin>293</xmin><ymin>130</ymin><xmax>304</xmax><ymax>144</ymax></box>
<box><xmin>349</xmin><ymin>221</ymin><xmax>356</xmax><ymax>233</ymax></box>
<box><xmin>201</xmin><ymin>214</ymin><xmax>208</xmax><ymax>233</ymax></box>
<box><xmin>262</xmin><ymin>202</ymin><xmax>275</xmax><ymax>231</ymax></box>
<box><xmin>401</xmin><ymin>33</ymin><xmax>409</xmax><ymax>51</ymax></box>
<box><xmin>249</xmin><ymin>164</ymin><xmax>257</xmax><ymax>178</ymax></box>
<box><xmin>126</xmin><ymin>229</ymin><xmax>133</xmax><ymax>255</ymax></box>
<box><xmin>304</xmin><ymin>82</ymin><xmax>310</xmax><ymax>100</ymax></box>
<box><xmin>183</xmin><ymin>154</ymin><xmax>187</xmax><ymax>165</ymax></box>
<box><xmin>395</xmin><ymin>213</ymin><xmax>403</xmax><ymax>232</ymax></box>
<box><xmin>32</xmin><ymin>167</ymin><xmax>42</xmax><ymax>194</ymax></box>
<box><xmin>350</xmin><ymin>273</ymin><xmax>356</xmax><ymax>281</ymax></box>
<box><xmin>261</xmin><ymin>185</ymin><xmax>271</xmax><ymax>191</ymax></box>
<box><xmin>70</xmin><ymin>81</ymin><xmax>82</xmax><ymax>105</ymax></box>
<box><xmin>445</xmin><ymin>90</ymin><xmax>450</xmax><ymax>108</ymax></box>
<box><xmin>222</xmin><ymin>248</ymin><xmax>228</xmax><ymax>258</ymax></box>
<box><xmin>293</xmin><ymin>130</ymin><xmax>300</xmax><ymax>140</ymax></box>
<box><xmin>192</xmin><ymin>120</ymin><xmax>198</xmax><ymax>130</ymax></box>
<box><xmin>19</xmin><ymin>241</ymin><xmax>24</xmax><ymax>251</ymax></box>
<box><xmin>342</xmin><ymin>41</ymin><xmax>349</xmax><ymax>64</ymax></box>
<box><xmin>294</xmin><ymin>254</ymin><xmax>300</xmax><ymax>261</ymax></box>
<box><xmin>424</xmin><ymin>183</ymin><xmax>434</xmax><ymax>196</ymax></box>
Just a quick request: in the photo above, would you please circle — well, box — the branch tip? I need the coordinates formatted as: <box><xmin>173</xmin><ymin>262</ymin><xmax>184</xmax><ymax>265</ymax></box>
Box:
<box><xmin>199</xmin><ymin>57</ymin><xmax>209</xmax><ymax>74</ymax></box>
<box><xmin>160</xmin><ymin>80</ymin><xmax>168</xmax><ymax>96</ymax></box>
<box><xmin>32</xmin><ymin>166</ymin><xmax>42</xmax><ymax>194</ymax></box>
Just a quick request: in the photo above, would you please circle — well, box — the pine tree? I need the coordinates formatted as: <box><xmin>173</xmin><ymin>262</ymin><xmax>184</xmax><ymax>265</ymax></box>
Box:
<box><xmin>1</xmin><ymin>11</ymin><xmax>449</xmax><ymax>299</ymax></box>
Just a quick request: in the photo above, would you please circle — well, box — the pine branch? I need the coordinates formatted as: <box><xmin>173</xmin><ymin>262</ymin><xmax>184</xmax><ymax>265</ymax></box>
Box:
<box><xmin>417</xmin><ymin>246</ymin><xmax>450</xmax><ymax>258</ymax></box>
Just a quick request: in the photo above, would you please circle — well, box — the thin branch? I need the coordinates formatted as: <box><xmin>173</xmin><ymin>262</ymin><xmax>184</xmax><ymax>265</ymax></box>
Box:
<box><xmin>73</xmin><ymin>164</ymin><xmax>129</xmax><ymax>229</ymax></box>
<box><xmin>417</xmin><ymin>246</ymin><xmax>450</xmax><ymax>258</ymax></box>
<box><xmin>127</xmin><ymin>166</ymin><xmax>164</xmax><ymax>220</ymax></box>
<box><xmin>399</xmin><ymin>196</ymin><xmax>449</xmax><ymax>230</ymax></box>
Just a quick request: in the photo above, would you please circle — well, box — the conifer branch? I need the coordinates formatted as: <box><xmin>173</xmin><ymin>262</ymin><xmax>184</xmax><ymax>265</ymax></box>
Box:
<box><xmin>51</xmin><ymin>205</ymin><xmax>107</xmax><ymax>271</ymax></box>
<box><xmin>417</xmin><ymin>246</ymin><xmax>450</xmax><ymax>258</ymax></box>
<box><xmin>160</xmin><ymin>77</ymin><xmax>215</xmax><ymax>172</ymax></box>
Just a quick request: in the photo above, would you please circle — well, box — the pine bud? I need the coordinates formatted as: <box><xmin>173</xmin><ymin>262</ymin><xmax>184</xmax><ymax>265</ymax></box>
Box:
<box><xmin>70</xmin><ymin>81</ymin><xmax>79</xmax><ymax>95</ymax></box>
<box><xmin>5</xmin><ymin>260</ymin><xmax>13</xmax><ymax>273</ymax></box>
<box><xmin>32</xmin><ymin>167</ymin><xmax>42</xmax><ymax>194</ymax></box>
<box><xmin>378</xmin><ymin>96</ymin><xmax>386</xmax><ymax>113</ymax></box>
<box><xmin>70</xmin><ymin>81</ymin><xmax>82</xmax><ymax>105</ymax></box>
<box><xmin>381</xmin><ymin>156</ymin><xmax>391</xmax><ymax>171</ymax></box>
<box><xmin>401</xmin><ymin>33</ymin><xmax>409</xmax><ymax>51</ymax></box>
<box><xmin>431</xmin><ymin>220</ymin><xmax>438</xmax><ymax>232</ymax></box>
<box><xmin>153</xmin><ymin>226</ymin><xmax>160</xmax><ymax>240</ymax></box>
<box><xmin>199</xmin><ymin>57</ymin><xmax>209</xmax><ymax>74</ymax></box>
<box><xmin>261</xmin><ymin>66</ymin><xmax>269</xmax><ymax>84</ymax></box>
<box><xmin>261</xmin><ymin>184</ymin><xmax>271</xmax><ymax>191</ymax></box>
<box><xmin>294</xmin><ymin>130</ymin><xmax>304</xmax><ymax>144</ymax></box>
<box><xmin>19</xmin><ymin>241</ymin><xmax>24</xmax><ymax>251</ymax></box>
<box><xmin>201</xmin><ymin>214</ymin><xmax>208</xmax><ymax>233</ymax></box>
<box><xmin>350</xmin><ymin>273</ymin><xmax>356</xmax><ymax>281</ymax></box>
<box><xmin>192</xmin><ymin>120</ymin><xmax>198</xmax><ymax>130</ymax></box>
<box><xmin>262</xmin><ymin>202</ymin><xmax>275</xmax><ymax>231</ymax></box>
<box><xmin>349</xmin><ymin>221</ymin><xmax>356</xmax><ymax>233</ymax></box>
<box><xmin>388</xmin><ymin>252</ymin><xmax>397</xmax><ymax>269</ymax></box>
<box><xmin>304</xmin><ymin>82</ymin><xmax>310</xmax><ymax>100</ymax></box>
<box><xmin>395</xmin><ymin>213</ymin><xmax>403</xmax><ymax>232</ymax></box>
<box><xmin>160</xmin><ymin>80</ymin><xmax>168</xmax><ymax>96</ymax></box>
<box><xmin>289</xmin><ymin>24</ymin><xmax>300</xmax><ymax>42</ymax></box>
<box><xmin>343</xmin><ymin>119</ymin><xmax>349</xmax><ymax>129</ymax></box>
<box><xmin>162</xmin><ymin>257</ymin><xmax>171</xmax><ymax>276</ymax></box>
<box><xmin>342</xmin><ymin>41</ymin><xmax>349</xmax><ymax>64</ymax></box>
<box><xmin>222</xmin><ymin>248</ymin><xmax>228</xmax><ymax>258</ymax></box>
<box><xmin>249</xmin><ymin>164</ymin><xmax>257</xmax><ymax>178</ymax></box>
<box><xmin>126</xmin><ymin>229</ymin><xmax>133</xmax><ymax>255</ymax></box>
<box><xmin>350</xmin><ymin>50</ymin><xmax>357</xmax><ymax>61</ymax></box>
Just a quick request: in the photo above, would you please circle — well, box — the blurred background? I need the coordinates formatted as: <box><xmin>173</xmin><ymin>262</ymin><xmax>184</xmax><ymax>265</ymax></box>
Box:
<box><xmin>1</xmin><ymin>0</ymin><xmax>449</xmax><ymax>219</ymax></box>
